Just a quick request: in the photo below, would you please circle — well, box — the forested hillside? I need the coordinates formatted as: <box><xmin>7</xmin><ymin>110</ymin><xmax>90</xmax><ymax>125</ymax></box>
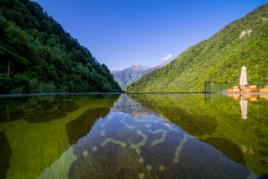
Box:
<box><xmin>0</xmin><ymin>0</ymin><xmax>121</xmax><ymax>93</ymax></box>
<box><xmin>127</xmin><ymin>4</ymin><xmax>268</xmax><ymax>92</ymax></box>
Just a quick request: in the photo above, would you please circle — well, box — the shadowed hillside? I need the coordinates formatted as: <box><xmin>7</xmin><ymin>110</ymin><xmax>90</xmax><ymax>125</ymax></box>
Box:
<box><xmin>0</xmin><ymin>0</ymin><xmax>121</xmax><ymax>93</ymax></box>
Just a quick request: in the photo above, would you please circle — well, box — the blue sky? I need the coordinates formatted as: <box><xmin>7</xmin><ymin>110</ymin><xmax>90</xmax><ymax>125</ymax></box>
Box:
<box><xmin>36</xmin><ymin>0</ymin><xmax>267</xmax><ymax>71</ymax></box>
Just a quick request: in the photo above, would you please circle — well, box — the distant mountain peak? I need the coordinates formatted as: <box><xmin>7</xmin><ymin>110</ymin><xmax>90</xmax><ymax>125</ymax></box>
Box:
<box><xmin>129</xmin><ymin>64</ymin><xmax>150</xmax><ymax>70</ymax></box>
<box><xmin>112</xmin><ymin>59</ymin><xmax>175</xmax><ymax>89</ymax></box>
<box><xmin>112</xmin><ymin>64</ymin><xmax>154</xmax><ymax>89</ymax></box>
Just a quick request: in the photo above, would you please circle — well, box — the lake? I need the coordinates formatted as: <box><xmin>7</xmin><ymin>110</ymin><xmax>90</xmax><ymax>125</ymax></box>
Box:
<box><xmin>0</xmin><ymin>93</ymin><xmax>267</xmax><ymax>179</ymax></box>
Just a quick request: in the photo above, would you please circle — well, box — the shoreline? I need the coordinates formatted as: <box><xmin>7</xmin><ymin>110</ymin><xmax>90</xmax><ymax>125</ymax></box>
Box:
<box><xmin>225</xmin><ymin>92</ymin><xmax>268</xmax><ymax>95</ymax></box>
<box><xmin>0</xmin><ymin>91</ymin><xmax>214</xmax><ymax>98</ymax></box>
<box><xmin>0</xmin><ymin>92</ymin><xmax>124</xmax><ymax>98</ymax></box>
<box><xmin>1</xmin><ymin>91</ymin><xmax>267</xmax><ymax>98</ymax></box>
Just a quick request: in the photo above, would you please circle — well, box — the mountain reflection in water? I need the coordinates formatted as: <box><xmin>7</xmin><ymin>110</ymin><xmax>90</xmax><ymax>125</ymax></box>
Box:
<box><xmin>132</xmin><ymin>94</ymin><xmax>268</xmax><ymax>176</ymax></box>
<box><xmin>40</xmin><ymin>95</ymin><xmax>252</xmax><ymax>179</ymax></box>
<box><xmin>1</xmin><ymin>94</ymin><xmax>268</xmax><ymax>179</ymax></box>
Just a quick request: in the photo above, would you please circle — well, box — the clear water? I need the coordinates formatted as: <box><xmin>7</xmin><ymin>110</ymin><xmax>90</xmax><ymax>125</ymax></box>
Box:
<box><xmin>0</xmin><ymin>94</ymin><xmax>267</xmax><ymax>179</ymax></box>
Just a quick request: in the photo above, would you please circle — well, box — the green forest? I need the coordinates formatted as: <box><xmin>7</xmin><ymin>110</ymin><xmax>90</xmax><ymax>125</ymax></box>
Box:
<box><xmin>0</xmin><ymin>0</ymin><xmax>121</xmax><ymax>93</ymax></box>
<box><xmin>127</xmin><ymin>4</ymin><xmax>268</xmax><ymax>92</ymax></box>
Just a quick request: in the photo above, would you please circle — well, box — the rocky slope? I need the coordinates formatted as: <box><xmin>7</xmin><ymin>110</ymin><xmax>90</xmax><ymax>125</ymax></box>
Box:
<box><xmin>112</xmin><ymin>65</ymin><xmax>153</xmax><ymax>89</ymax></box>
<box><xmin>113</xmin><ymin>60</ymin><xmax>173</xmax><ymax>89</ymax></box>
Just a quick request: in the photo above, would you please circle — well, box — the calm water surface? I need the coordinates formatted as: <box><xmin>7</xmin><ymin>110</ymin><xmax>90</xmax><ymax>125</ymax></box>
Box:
<box><xmin>0</xmin><ymin>94</ymin><xmax>268</xmax><ymax>179</ymax></box>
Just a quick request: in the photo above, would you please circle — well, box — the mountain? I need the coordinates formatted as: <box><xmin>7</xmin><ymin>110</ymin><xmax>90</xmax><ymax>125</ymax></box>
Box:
<box><xmin>112</xmin><ymin>65</ymin><xmax>153</xmax><ymax>89</ymax></box>
<box><xmin>0</xmin><ymin>0</ymin><xmax>121</xmax><ymax>93</ymax></box>
<box><xmin>113</xmin><ymin>60</ymin><xmax>174</xmax><ymax>89</ymax></box>
<box><xmin>127</xmin><ymin>3</ymin><xmax>268</xmax><ymax>92</ymax></box>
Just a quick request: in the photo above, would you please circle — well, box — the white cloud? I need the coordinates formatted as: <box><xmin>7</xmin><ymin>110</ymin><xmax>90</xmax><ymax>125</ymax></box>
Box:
<box><xmin>161</xmin><ymin>53</ymin><xmax>174</xmax><ymax>62</ymax></box>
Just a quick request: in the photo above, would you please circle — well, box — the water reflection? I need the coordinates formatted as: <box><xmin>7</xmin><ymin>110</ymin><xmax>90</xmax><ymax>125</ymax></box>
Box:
<box><xmin>240</xmin><ymin>96</ymin><xmax>248</xmax><ymax>120</ymax></box>
<box><xmin>260</xmin><ymin>94</ymin><xmax>268</xmax><ymax>101</ymax></box>
<box><xmin>227</xmin><ymin>93</ymin><xmax>268</xmax><ymax>120</ymax></box>
<box><xmin>66</xmin><ymin>107</ymin><xmax>111</xmax><ymax>144</ymax></box>
<box><xmin>0</xmin><ymin>95</ymin><xmax>118</xmax><ymax>179</ymax></box>
<box><xmin>40</xmin><ymin>95</ymin><xmax>252</xmax><ymax>179</ymax></box>
<box><xmin>1</xmin><ymin>94</ymin><xmax>267</xmax><ymax>178</ymax></box>
<box><xmin>131</xmin><ymin>94</ymin><xmax>268</xmax><ymax>176</ymax></box>
<box><xmin>0</xmin><ymin>132</ymin><xmax>12</xmax><ymax>179</ymax></box>
<box><xmin>0</xmin><ymin>96</ymin><xmax>80</xmax><ymax>123</ymax></box>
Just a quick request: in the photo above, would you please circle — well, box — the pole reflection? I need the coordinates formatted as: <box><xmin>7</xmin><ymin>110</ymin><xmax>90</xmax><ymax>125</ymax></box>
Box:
<box><xmin>227</xmin><ymin>93</ymin><xmax>268</xmax><ymax>120</ymax></box>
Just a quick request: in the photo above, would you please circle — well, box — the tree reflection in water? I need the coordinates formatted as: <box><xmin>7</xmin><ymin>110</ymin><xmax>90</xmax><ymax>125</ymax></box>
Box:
<box><xmin>40</xmin><ymin>95</ymin><xmax>252</xmax><ymax>179</ymax></box>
